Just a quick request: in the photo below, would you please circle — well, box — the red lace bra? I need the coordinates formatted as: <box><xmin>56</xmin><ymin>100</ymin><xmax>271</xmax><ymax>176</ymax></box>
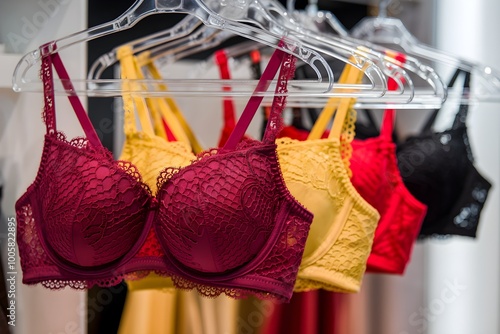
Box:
<box><xmin>350</xmin><ymin>108</ymin><xmax>427</xmax><ymax>274</ymax></box>
<box><xmin>15</xmin><ymin>44</ymin><xmax>313</xmax><ymax>302</ymax></box>
<box><xmin>350</xmin><ymin>52</ymin><xmax>427</xmax><ymax>274</ymax></box>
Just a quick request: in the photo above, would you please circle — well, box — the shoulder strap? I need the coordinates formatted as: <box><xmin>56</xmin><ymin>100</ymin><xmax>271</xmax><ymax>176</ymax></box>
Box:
<box><xmin>294</xmin><ymin>65</ymin><xmax>321</xmax><ymax>128</ymax></box>
<box><xmin>117</xmin><ymin>46</ymin><xmax>155</xmax><ymax>137</ymax></box>
<box><xmin>421</xmin><ymin>68</ymin><xmax>465</xmax><ymax>133</ymax></box>
<box><xmin>250</xmin><ymin>49</ymin><xmax>273</xmax><ymax>140</ymax></box>
<box><xmin>223</xmin><ymin>41</ymin><xmax>292</xmax><ymax>150</ymax></box>
<box><xmin>41</xmin><ymin>53</ymin><xmax>56</xmax><ymax>135</ymax></box>
<box><xmin>262</xmin><ymin>49</ymin><xmax>297</xmax><ymax>144</ymax></box>
<box><xmin>379</xmin><ymin>52</ymin><xmax>407</xmax><ymax>141</ymax></box>
<box><xmin>215</xmin><ymin>49</ymin><xmax>238</xmax><ymax>146</ymax></box>
<box><xmin>451</xmin><ymin>70</ymin><xmax>471</xmax><ymax>129</ymax></box>
<box><xmin>139</xmin><ymin>52</ymin><xmax>203</xmax><ymax>153</ymax></box>
<box><xmin>133</xmin><ymin>56</ymin><xmax>170</xmax><ymax>141</ymax></box>
<box><xmin>41</xmin><ymin>43</ymin><xmax>102</xmax><ymax>148</ymax></box>
<box><xmin>328</xmin><ymin>65</ymin><xmax>365</xmax><ymax>140</ymax></box>
<box><xmin>308</xmin><ymin>59</ymin><xmax>364</xmax><ymax>141</ymax></box>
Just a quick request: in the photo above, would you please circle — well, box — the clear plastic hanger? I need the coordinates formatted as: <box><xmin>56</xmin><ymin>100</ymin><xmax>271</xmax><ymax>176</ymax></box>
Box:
<box><xmin>13</xmin><ymin>0</ymin><xmax>387</xmax><ymax>98</ymax></box>
<box><xmin>88</xmin><ymin>15</ymin><xmax>203</xmax><ymax>80</ymax></box>
<box><xmin>350</xmin><ymin>0</ymin><xmax>500</xmax><ymax>102</ymax></box>
<box><xmin>121</xmin><ymin>28</ymin><xmax>412</xmax><ymax>109</ymax></box>
<box><xmin>84</xmin><ymin>0</ymin><xmax>393</xmax><ymax>99</ymax></box>
<box><xmin>107</xmin><ymin>0</ymin><xmax>411</xmax><ymax>102</ymax></box>
<box><xmin>130</xmin><ymin>26</ymin><xmax>233</xmax><ymax>69</ymax></box>
<box><xmin>281</xmin><ymin>0</ymin><xmax>447</xmax><ymax>109</ymax></box>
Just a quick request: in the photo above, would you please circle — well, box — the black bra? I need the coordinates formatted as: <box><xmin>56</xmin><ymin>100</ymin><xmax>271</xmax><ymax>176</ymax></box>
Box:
<box><xmin>397</xmin><ymin>69</ymin><xmax>492</xmax><ymax>238</ymax></box>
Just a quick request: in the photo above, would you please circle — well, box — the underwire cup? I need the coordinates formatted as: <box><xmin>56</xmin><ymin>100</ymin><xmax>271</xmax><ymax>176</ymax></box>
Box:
<box><xmin>277</xmin><ymin>60</ymin><xmax>380</xmax><ymax>293</ymax></box>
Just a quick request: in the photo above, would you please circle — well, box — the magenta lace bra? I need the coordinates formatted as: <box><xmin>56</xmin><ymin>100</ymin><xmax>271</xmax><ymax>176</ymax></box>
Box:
<box><xmin>15</xmin><ymin>43</ymin><xmax>313</xmax><ymax>302</ymax></box>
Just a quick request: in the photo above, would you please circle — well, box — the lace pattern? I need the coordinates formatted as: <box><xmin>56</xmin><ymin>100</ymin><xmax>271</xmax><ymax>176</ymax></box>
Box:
<box><xmin>340</xmin><ymin>107</ymin><xmax>357</xmax><ymax>177</ymax></box>
<box><xmin>41</xmin><ymin>56</ymin><xmax>56</xmax><ymax>134</ymax></box>
<box><xmin>398</xmin><ymin>126</ymin><xmax>492</xmax><ymax>238</ymax></box>
<box><xmin>263</xmin><ymin>52</ymin><xmax>296</xmax><ymax>144</ymax></box>
<box><xmin>294</xmin><ymin>207</ymin><xmax>377</xmax><ymax>293</ymax></box>
<box><xmin>351</xmin><ymin>137</ymin><xmax>426</xmax><ymax>274</ymax></box>
<box><xmin>17</xmin><ymin>49</ymin><xmax>313</xmax><ymax>303</ymax></box>
<box><xmin>277</xmin><ymin>137</ymin><xmax>379</xmax><ymax>292</ymax></box>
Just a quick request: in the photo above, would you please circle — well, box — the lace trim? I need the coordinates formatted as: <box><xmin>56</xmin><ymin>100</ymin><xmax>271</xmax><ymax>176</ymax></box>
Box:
<box><xmin>116</xmin><ymin>160</ymin><xmax>152</xmax><ymax>195</ymax></box>
<box><xmin>263</xmin><ymin>50</ymin><xmax>296</xmax><ymax>144</ymax></box>
<box><xmin>41</xmin><ymin>280</ymin><xmax>87</xmax><ymax>290</ymax></box>
<box><xmin>170</xmin><ymin>275</ymin><xmax>286</xmax><ymax>302</ymax></box>
<box><xmin>40</xmin><ymin>275</ymin><xmax>126</xmax><ymax>290</ymax></box>
<box><xmin>340</xmin><ymin>107</ymin><xmax>357</xmax><ymax>177</ymax></box>
<box><xmin>41</xmin><ymin>55</ymin><xmax>55</xmax><ymax>134</ymax></box>
<box><xmin>38</xmin><ymin>270</ymin><xmax>286</xmax><ymax>302</ymax></box>
<box><xmin>155</xmin><ymin>146</ymin><xmax>224</xmax><ymax>191</ymax></box>
<box><xmin>50</xmin><ymin>131</ymin><xmax>107</xmax><ymax>155</ymax></box>
<box><xmin>46</xmin><ymin>130</ymin><xmax>153</xmax><ymax>196</ymax></box>
<box><xmin>155</xmin><ymin>144</ymin><xmax>258</xmax><ymax>190</ymax></box>
<box><xmin>277</xmin><ymin>138</ymin><xmax>379</xmax><ymax>221</ymax></box>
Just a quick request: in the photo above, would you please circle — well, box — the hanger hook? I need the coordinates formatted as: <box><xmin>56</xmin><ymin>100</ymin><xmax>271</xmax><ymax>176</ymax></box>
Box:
<box><xmin>286</xmin><ymin>0</ymin><xmax>296</xmax><ymax>15</ymax></box>
<box><xmin>378</xmin><ymin>0</ymin><xmax>391</xmax><ymax>18</ymax></box>
<box><xmin>287</xmin><ymin>0</ymin><xmax>318</xmax><ymax>16</ymax></box>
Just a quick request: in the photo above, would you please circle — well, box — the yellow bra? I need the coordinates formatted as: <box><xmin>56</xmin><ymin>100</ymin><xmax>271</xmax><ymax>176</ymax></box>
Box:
<box><xmin>117</xmin><ymin>46</ymin><xmax>197</xmax><ymax>290</ymax></box>
<box><xmin>277</xmin><ymin>61</ymin><xmax>380</xmax><ymax>293</ymax></box>
<box><xmin>118</xmin><ymin>46</ymin><xmax>240</xmax><ymax>334</ymax></box>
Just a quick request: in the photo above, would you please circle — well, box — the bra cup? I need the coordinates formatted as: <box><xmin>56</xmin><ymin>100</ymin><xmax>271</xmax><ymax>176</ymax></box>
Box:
<box><xmin>276</xmin><ymin>139</ymin><xmax>347</xmax><ymax>261</ymax></box>
<box><xmin>398</xmin><ymin>128</ymin><xmax>470</xmax><ymax>233</ymax></box>
<box><xmin>351</xmin><ymin>137</ymin><xmax>427</xmax><ymax>273</ymax></box>
<box><xmin>40</xmin><ymin>139</ymin><xmax>151</xmax><ymax>267</ymax></box>
<box><xmin>156</xmin><ymin>144</ymin><xmax>278</xmax><ymax>273</ymax></box>
<box><xmin>438</xmin><ymin>165</ymin><xmax>491</xmax><ymax>236</ymax></box>
<box><xmin>351</xmin><ymin>139</ymin><xmax>393</xmax><ymax>208</ymax></box>
<box><xmin>277</xmin><ymin>138</ymin><xmax>380</xmax><ymax>292</ymax></box>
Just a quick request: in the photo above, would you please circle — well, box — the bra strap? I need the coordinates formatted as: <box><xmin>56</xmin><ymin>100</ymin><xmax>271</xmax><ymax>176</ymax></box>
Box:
<box><xmin>250</xmin><ymin>49</ymin><xmax>273</xmax><ymax>140</ymax></box>
<box><xmin>262</xmin><ymin>48</ymin><xmax>297</xmax><ymax>144</ymax></box>
<box><xmin>41</xmin><ymin>45</ymin><xmax>102</xmax><ymax>148</ymax></box>
<box><xmin>117</xmin><ymin>46</ymin><xmax>155</xmax><ymax>137</ymax></box>
<box><xmin>139</xmin><ymin>53</ymin><xmax>202</xmax><ymax>151</ymax></box>
<box><xmin>41</xmin><ymin>53</ymin><xmax>56</xmax><ymax>134</ymax></box>
<box><xmin>452</xmin><ymin>70</ymin><xmax>471</xmax><ymax>129</ymax></box>
<box><xmin>215</xmin><ymin>50</ymin><xmax>237</xmax><ymax>133</ymax></box>
<box><xmin>421</xmin><ymin>68</ymin><xmax>465</xmax><ymax>133</ymax></box>
<box><xmin>307</xmin><ymin>62</ymin><xmax>352</xmax><ymax>140</ymax></box>
<box><xmin>223</xmin><ymin>41</ymin><xmax>291</xmax><ymax>150</ymax></box>
<box><xmin>328</xmin><ymin>65</ymin><xmax>365</xmax><ymax>140</ymax></box>
<box><xmin>308</xmin><ymin>58</ymin><xmax>365</xmax><ymax>141</ymax></box>
<box><xmin>380</xmin><ymin>51</ymin><xmax>407</xmax><ymax>141</ymax></box>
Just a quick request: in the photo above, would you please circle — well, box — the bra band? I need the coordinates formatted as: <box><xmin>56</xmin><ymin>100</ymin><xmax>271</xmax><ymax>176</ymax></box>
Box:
<box><xmin>223</xmin><ymin>41</ymin><xmax>292</xmax><ymax>150</ymax></box>
<box><xmin>42</xmin><ymin>48</ymin><xmax>102</xmax><ymax>148</ymax></box>
<box><xmin>421</xmin><ymin>69</ymin><xmax>471</xmax><ymax>133</ymax></box>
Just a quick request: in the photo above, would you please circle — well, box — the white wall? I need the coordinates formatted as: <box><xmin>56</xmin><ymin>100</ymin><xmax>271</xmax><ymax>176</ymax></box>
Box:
<box><xmin>426</xmin><ymin>1</ymin><xmax>500</xmax><ymax>334</ymax></box>
<box><xmin>0</xmin><ymin>1</ymin><xmax>87</xmax><ymax>333</ymax></box>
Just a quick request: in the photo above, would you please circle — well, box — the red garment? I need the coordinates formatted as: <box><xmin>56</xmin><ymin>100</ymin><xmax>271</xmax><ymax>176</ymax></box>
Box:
<box><xmin>350</xmin><ymin>53</ymin><xmax>427</xmax><ymax>274</ymax></box>
<box><xmin>16</xmin><ymin>46</ymin><xmax>313</xmax><ymax>303</ymax></box>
